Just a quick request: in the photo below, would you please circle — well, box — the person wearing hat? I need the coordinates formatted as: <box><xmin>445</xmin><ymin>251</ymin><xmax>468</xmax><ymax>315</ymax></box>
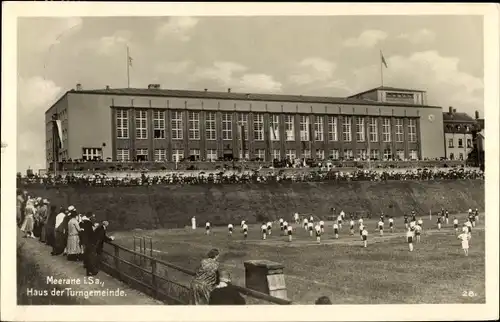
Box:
<box><xmin>38</xmin><ymin>199</ymin><xmax>49</xmax><ymax>242</ymax></box>
<box><xmin>51</xmin><ymin>207</ymin><xmax>67</xmax><ymax>256</ymax></box>
<box><xmin>44</xmin><ymin>205</ymin><xmax>58</xmax><ymax>247</ymax></box>
<box><xmin>79</xmin><ymin>212</ymin><xmax>95</xmax><ymax>269</ymax></box>
<box><xmin>86</xmin><ymin>220</ymin><xmax>114</xmax><ymax>276</ymax></box>
<box><xmin>208</xmin><ymin>270</ymin><xmax>245</xmax><ymax>305</ymax></box>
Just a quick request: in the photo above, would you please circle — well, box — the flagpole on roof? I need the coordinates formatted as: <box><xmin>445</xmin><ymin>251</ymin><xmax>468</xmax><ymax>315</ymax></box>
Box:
<box><xmin>126</xmin><ymin>45</ymin><xmax>132</xmax><ymax>88</ymax></box>
<box><xmin>380</xmin><ymin>50</ymin><xmax>388</xmax><ymax>87</ymax></box>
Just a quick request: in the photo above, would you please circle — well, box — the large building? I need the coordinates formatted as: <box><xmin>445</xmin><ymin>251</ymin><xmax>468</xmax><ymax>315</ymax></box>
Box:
<box><xmin>442</xmin><ymin>107</ymin><xmax>480</xmax><ymax>161</ymax></box>
<box><xmin>45</xmin><ymin>84</ymin><xmax>446</xmax><ymax>167</ymax></box>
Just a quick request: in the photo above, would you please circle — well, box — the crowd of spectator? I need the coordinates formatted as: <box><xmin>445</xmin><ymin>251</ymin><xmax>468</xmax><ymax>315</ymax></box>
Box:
<box><xmin>17</xmin><ymin>190</ymin><xmax>115</xmax><ymax>277</ymax></box>
<box><xmin>18</xmin><ymin>167</ymin><xmax>484</xmax><ymax>187</ymax></box>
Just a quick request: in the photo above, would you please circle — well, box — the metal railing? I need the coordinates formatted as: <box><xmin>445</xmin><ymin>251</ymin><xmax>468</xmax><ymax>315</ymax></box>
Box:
<box><xmin>100</xmin><ymin>241</ymin><xmax>292</xmax><ymax>305</ymax></box>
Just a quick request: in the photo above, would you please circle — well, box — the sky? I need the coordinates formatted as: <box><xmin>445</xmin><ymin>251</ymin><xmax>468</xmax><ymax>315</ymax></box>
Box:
<box><xmin>17</xmin><ymin>15</ymin><xmax>484</xmax><ymax>172</ymax></box>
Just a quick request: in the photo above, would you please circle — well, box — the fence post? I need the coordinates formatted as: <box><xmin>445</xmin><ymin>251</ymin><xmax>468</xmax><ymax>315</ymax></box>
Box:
<box><xmin>151</xmin><ymin>259</ymin><xmax>158</xmax><ymax>298</ymax></box>
<box><xmin>114</xmin><ymin>244</ymin><xmax>121</xmax><ymax>279</ymax></box>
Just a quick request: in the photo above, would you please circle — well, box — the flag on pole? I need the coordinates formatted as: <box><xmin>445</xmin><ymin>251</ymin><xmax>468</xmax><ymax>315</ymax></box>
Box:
<box><xmin>55</xmin><ymin>120</ymin><xmax>63</xmax><ymax>149</ymax></box>
<box><xmin>380</xmin><ymin>50</ymin><xmax>388</xmax><ymax>68</ymax></box>
<box><xmin>270</xmin><ymin>125</ymin><xmax>277</xmax><ymax>141</ymax></box>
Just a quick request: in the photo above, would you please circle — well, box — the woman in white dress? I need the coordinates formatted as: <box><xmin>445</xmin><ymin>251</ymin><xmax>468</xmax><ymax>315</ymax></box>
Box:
<box><xmin>66</xmin><ymin>212</ymin><xmax>82</xmax><ymax>261</ymax></box>
<box><xmin>21</xmin><ymin>199</ymin><xmax>36</xmax><ymax>238</ymax></box>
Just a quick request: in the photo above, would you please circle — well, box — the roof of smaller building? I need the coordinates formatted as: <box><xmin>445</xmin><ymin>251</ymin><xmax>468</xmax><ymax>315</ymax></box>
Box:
<box><xmin>348</xmin><ymin>86</ymin><xmax>426</xmax><ymax>98</ymax></box>
<box><xmin>442</xmin><ymin>112</ymin><xmax>477</xmax><ymax>123</ymax></box>
<box><xmin>67</xmin><ymin>87</ymin><xmax>440</xmax><ymax>108</ymax></box>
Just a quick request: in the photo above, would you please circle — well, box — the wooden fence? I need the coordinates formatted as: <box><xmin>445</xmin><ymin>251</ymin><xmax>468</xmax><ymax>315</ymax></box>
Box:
<box><xmin>99</xmin><ymin>241</ymin><xmax>292</xmax><ymax>305</ymax></box>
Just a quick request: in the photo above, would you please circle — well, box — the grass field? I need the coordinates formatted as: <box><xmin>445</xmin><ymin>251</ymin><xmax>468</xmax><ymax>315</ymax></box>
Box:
<box><xmin>111</xmin><ymin>212</ymin><xmax>485</xmax><ymax>304</ymax></box>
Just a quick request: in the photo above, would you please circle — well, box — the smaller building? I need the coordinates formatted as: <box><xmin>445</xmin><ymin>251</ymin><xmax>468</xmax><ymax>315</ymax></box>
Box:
<box><xmin>442</xmin><ymin>107</ymin><xmax>479</xmax><ymax>160</ymax></box>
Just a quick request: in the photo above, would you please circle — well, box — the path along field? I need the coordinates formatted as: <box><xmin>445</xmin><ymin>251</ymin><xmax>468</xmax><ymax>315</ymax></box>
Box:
<box><xmin>112</xmin><ymin>212</ymin><xmax>485</xmax><ymax>304</ymax></box>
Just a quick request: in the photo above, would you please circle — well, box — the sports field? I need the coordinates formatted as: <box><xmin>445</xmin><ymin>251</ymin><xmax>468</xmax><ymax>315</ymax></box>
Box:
<box><xmin>112</xmin><ymin>212</ymin><xmax>485</xmax><ymax>304</ymax></box>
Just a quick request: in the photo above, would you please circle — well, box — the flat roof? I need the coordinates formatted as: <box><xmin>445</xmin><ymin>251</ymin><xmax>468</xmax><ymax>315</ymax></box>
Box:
<box><xmin>348</xmin><ymin>86</ymin><xmax>426</xmax><ymax>98</ymax></box>
<box><xmin>56</xmin><ymin>87</ymin><xmax>441</xmax><ymax>109</ymax></box>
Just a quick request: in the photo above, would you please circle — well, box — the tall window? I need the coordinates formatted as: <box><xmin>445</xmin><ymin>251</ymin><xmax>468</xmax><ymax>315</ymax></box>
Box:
<box><xmin>270</xmin><ymin>114</ymin><xmax>280</xmax><ymax>141</ymax></box>
<box><xmin>467</xmin><ymin>138</ymin><xmax>472</xmax><ymax>148</ymax></box>
<box><xmin>272</xmin><ymin>149</ymin><xmax>281</xmax><ymax>160</ymax></box>
<box><xmin>370</xmin><ymin>149</ymin><xmax>379</xmax><ymax>160</ymax></box>
<box><xmin>382</xmin><ymin>118</ymin><xmax>391</xmax><ymax>142</ymax></box>
<box><xmin>328</xmin><ymin>116</ymin><xmax>338</xmax><ymax>141</ymax></box>
<box><xmin>116</xmin><ymin>109</ymin><xmax>129</xmax><ymax>139</ymax></box>
<box><xmin>357</xmin><ymin>149</ymin><xmax>367</xmax><ymax>160</ymax></box>
<box><xmin>408</xmin><ymin>119</ymin><xmax>417</xmax><ymax>142</ymax></box>
<box><xmin>329</xmin><ymin>149</ymin><xmax>339</xmax><ymax>160</ymax></box>
<box><xmin>410</xmin><ymin>150</ymin><xmax>418</xmax><ymax>160</ymax></box>
<box><xmin>448</xmin><ymin>138</ymin><xmax>454</xmax><ymax>148</ymax></box>
<box><xmin>316</xmin><ymin>149</ymin><xmax>325</xmax><ymax>160</ymax></box>
<box><xmin>285</xmin><ymin>115</ymin><xmax>295</xmax><ymax>141</ymax></box>
<box><xmin>396</xmin><ymin>149</ymin><xmax>405</xmax><ymax>161</ymax></box>
<box><xmin>253</xmin><ymin>113</ymin><xmax>264</xmax><ymax>141</ymax></box>
<box><xmin>302</xmin><ymin>149</ymin><xmax>311</xmax><ymax>159</ymax></box>
<box><xmin>286</xmin><ymin>149</ymin><xmax>296</xmax><ymax>160</ymax></box>
<box><xmin>383</xmin><ymin>148</ymin><xmax>391</xmax><ymax>160</ymax></box>
<box><xmin>154</xmin><ymin>149</ymin><xmax>167</xmax><ymax>161</ymax></box>
<box><xmin>395</xmin><ymin>118</ymin><xmax>404</xmax><ymax>142</ymax></box>
<box><xmin>458</xmin><ymin>138</ymin><xmax>463</xmax><ymax>148</ymax></box>
<box><xmin>240</xmin><ymin>150</ymin><xmax>249</xmax><ymax>160</ymax></box>
<box><xmin>116</xmin><ymin>149</ymin><xmax>130</xmax><ymax>162</ymax></box>
<box><xmin>342</xmin><ymin>116</ymin><xmax>352</xmax><ymax>142</ymax></box>
<box><xmin>238</xmin><ymin>113</ymin><xmax>249</xmax><ymax>140</ymax></box>
<box><xmin>205</xmin><ymin>112</ymin><xmax>216</xmax><ymax>141</ymax></box>
<box><xmin>171</xmin><ymin>110</ymin><xmax>183</xmax><ymax>140</ymax></box>
<box><xmin>189</xmin><ymin>149</ymin><xmax>200</xmax><ymax>161</ymax></box>
<box><xmin>153</xmin><ymin>110</ymin><xmax>165</xmax><ymax>139</ymax></box>
<box><xmin>343</xmin><ymin>149</ymin><xmax>353</xmax><ymax>160</ymax></box>
<box><xmin>300</xmin><ymin>115</ymin><xmax>310</xmax><ymax>141</ymax></box>
<box><xmin>172</xmin><ymin>149</ymin><xmax>184</xmax><ymax>163</ymax></box>
<box><xmin>356</xmin><ymin>117</ymin><xmax>365</xmax><ymax>142</ymax></box>
<box><xmin>188</xmin><ymin>111</ymin><xmax>200</xmax><ymax>140</ymax></box>
<box><xmin>222</xmin><ymin>112</ymin><xmax>232</xmax><ymax>140</ymax></box>
<box><xmin>314</xmin><ymin>116</ymin><xmax>324</xmax><ymax>141</ymax></box>
<box><xmin>136</xmin><ymin>148</ymin><xmax>148</xmax><ymax>161</ymax></box>
<box><xmin>206</xmin><ymin>149</ymin><xmax>217</xmax><ymax>161</ymax></box>
<box><xmin>82</xmin><ymin>148</ymin><xmax>102</xmax><ymax>161</ymax></box>
<box><xmin>255</xmin><ymin>149</ymin><xmax>266</xmax><ymax>161</ymax></box>
<box><xmin>369</xmin><ymin>117</ymin><xmax>378</xmax><ymax>142</ymax></box>
<box><xmin>135</xmin><ymin>110</ymin><xmax>147</xmax><ymax>139</ymax></box>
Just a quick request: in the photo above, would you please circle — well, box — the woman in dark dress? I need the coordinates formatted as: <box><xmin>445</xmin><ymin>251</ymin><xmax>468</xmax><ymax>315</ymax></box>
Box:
<box><xmin>44</xmin><ymin>205</ymin><xmax>58</xmax><ymax>247</ymax></box>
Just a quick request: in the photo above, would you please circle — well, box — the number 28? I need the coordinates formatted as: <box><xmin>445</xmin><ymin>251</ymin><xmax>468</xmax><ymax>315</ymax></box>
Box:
<box><xmin>462</xmin><ymin>290</ymin><xmax>477</xmax><ymax>297</ymax></box>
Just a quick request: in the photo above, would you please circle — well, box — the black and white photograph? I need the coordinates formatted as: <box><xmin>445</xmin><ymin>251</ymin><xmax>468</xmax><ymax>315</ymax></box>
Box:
<box><xmin>1</xmin><ymin>2</ymin><xmax>499</xmax><ymax>322</ymax></box>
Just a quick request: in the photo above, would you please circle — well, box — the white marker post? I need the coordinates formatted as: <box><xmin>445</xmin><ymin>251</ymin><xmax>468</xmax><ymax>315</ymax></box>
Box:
<box><xmin>429</xmin><ymin>210</ymin><xmax>432</xmax><ymax>221</ymax></box>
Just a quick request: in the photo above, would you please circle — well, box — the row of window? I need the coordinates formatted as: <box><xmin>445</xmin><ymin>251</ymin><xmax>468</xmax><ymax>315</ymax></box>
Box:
<box><xmin>447</xmin><ymin>138</ymin><xmax>473</xmax><ymax>149</ymax></box>
<box><xmin>114</xmin><ymin>148</ymin><xmax>419</xmax><ymax>163</ymax></box>
<box><xmin>116</xmin><ymin>110</ymin><xmax>418</xmax><ymax>143</ymax></box>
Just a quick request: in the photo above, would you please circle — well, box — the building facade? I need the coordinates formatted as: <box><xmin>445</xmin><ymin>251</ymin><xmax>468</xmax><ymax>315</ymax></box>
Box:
<box><xmin>442</xmin><ymin>107</ymin><xmax>479</xmax><ymax>161</ymax></box>
<box><xmin>45</xmin><ymin>85</ymin><xmax>445</xmax><ymax>167</ymax></box>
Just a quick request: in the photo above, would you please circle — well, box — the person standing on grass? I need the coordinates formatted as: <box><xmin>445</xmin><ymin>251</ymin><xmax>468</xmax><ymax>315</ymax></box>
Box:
<box><xmin>287</xmin><ymin>225</ymin><xmax>293</xmax><ymax>242</ymax></box>
<box><xmin>474</xmin><ymin>209</ymin><xmax>479</xmax><ymax>223</ymax></box>
<box><xmin>261</xmin><ymin>223</ymin><xmax>267</xmax><ymax>240</ymax></box>
<box><xmin>444</xmin><ymin>210</ymin><xmax>449</xmax><ymax>225</ymax></box>
<box><xmin>308</xmin><ymin>221</ymin><xmax>314</xmax><ymax>237</ymax></box>
<box><xmin>411</xmin><ymin>211</ymin><xmax>416</xmax><ymax>223</ymax></box>
<box><xmin>267</xmin><ymin>221</ymin><xmax>272</xmax><ymax>235</ymax></box>
<box><xmin>464</xmin><ymin>220</ymin><xmax>472</xmax><ymax>237</ymax></box>
<box><xmin>361</xmin><ymin>227</ymin><xmax>368</xmax><ymax>248</ymax></box>
<box><xmin>404</xmin><ymin>214</ymin><xmax>409</xmax><ymax>229</ymax></box>
<box><xmin>436</xmin><ymin>216</ymin><xmax>442</xmax><ymax>231</ymax></box>
<box><xmin>359</xmin><ymin>224</ymin><xmax>365</xmax><ymax>241</ymax></box>
<box><xmin>208</xmin><ymin>270</ymin><xmax>245</xmax><ymax>305</ymax></box>
<box><xmin>279</xmin><ymin>218</ymin><xmax>284</xmax><ymax>232</ymax></box>
<box><xmin>333</xmin><ymin>222</ymin><xmax>339</xmax><ymax>239</ymax></box>
<box><xmin>205</xmin><ymin>222</ymin><xmax>211</xmax><ymax>235</ymax></box>
<box><xmin>228</xmin><ymin>223</ymin><xmax>233</xmax><ymax>236</ymax></box>
<box><xmin>358</xmin><ymin>217</ymin><xmax>364</xmax><ymax>227</ymax></box>
<box><xmin>453</xmin><ymin>217</ymin><xmax>459</xmax><ymax>232</ymax></box>
<box><xmin>309</xmin><ymin>215</ymin><xmax>314</xmax><ymax>225</ymax></box>
<box><xmin>319</xmin><ymin>220</ymin><xmax>325</xmax><ymax>233</ymax></box>
<box><xmin>414</xmin><ymin>224</ymin><xmax>422</xmax><ymax>243</ymax></box>
<box><xmin>242</xmin><ymin>223</ymin><xmax>248</xmax><ymax>239</ymax></box>
<box><xmin>337</xmin><ymin>214</ymin><xmax>343</xmax><ymax>229</ymax></box>
<box><xmin>21</xmin><ymin>199</ymin><xmax>36</xmax><ymax>239</ymax></box>
<box><xmin>470</xmin><ymin>212</ymin><xmax>476</xmax><ymax>228</ymax></box>
<box><xmin>191</xmin><ymin>248</ymin><xmax>220</xmax><ymax>305</ymax></box>
<box><xmin>417</xmin><ymin>217</ymin><xmax>423</xmax><ymax>230</ymax></box>
<box><xmin>340</xmin><ymin>210</ymin><xmax>345</xmax><ymax>221</ymax></box>
<box><xmin>349</xmin><ymin>219</ymin><xmax>355</xmax><ymax>235</ymax></box>
<box><xmin>282</xmin><ymin>220</ymin><xmax>288</xmax><ymax>236</ymax></box>
<box><xmin>191</xmin><ymin>216</ymin><xmax>197</xmax><ymax>230</ymax></box>
<box><xmin>294</xmin><ymin>212</ymin><xmax>300</xmax><ymax>224</ymax></box>
<box><xmin>389</xmin><ymin>216</ymin><xmax>394</xmax><ymax>233</ymax></box>
<box><xmin>240</xmin><ymin>220</ymin><xmax>246</xmax><ymax>229</ymax></box>
<box><xmin>406</xmin><ymin>228</ymin><xmax>415</xmax><ymax>252</ymax></box>
<box><xmin>377</xmin><ymin>219</ymin><xmax>384</xmax><ymax>237</ymax></box>
<box><xmin>457</xmin><ymin>232</ymin><xmax>471</xmax><ymax>256</ymax></box>
<box><xmin>315</xmin><ymin>224</ymin><xmax>321</xmax><ymax>243</ymax></box>
<box><xmin>303</xmin><ymin>217</ymin><xmax>308</xmax><ymax>231</ymax></box>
